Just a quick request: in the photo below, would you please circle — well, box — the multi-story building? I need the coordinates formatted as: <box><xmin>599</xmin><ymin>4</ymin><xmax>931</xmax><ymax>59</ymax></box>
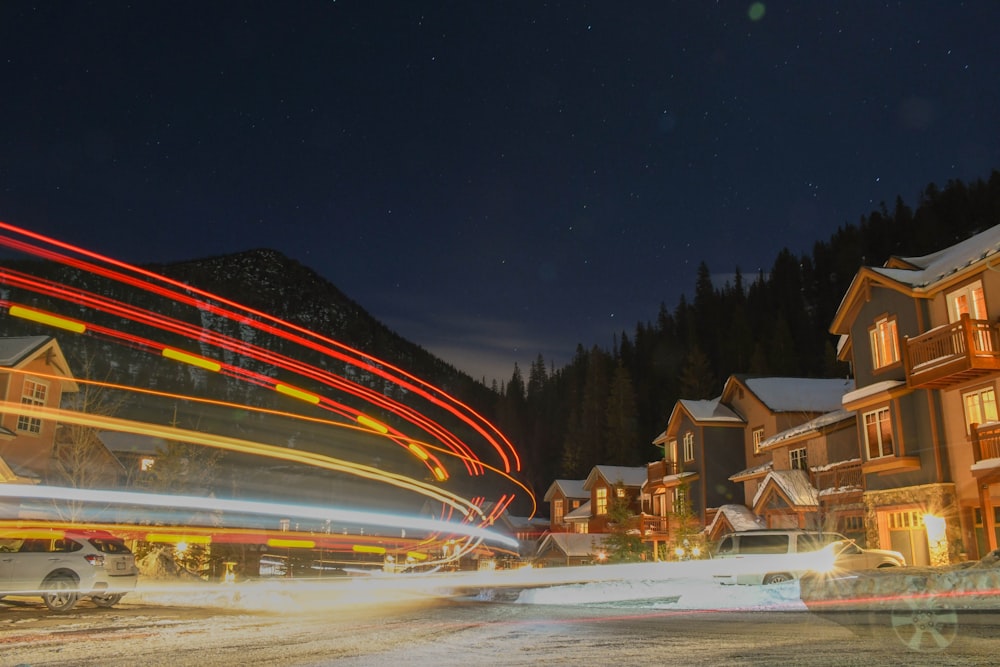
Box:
<box><xmin>644</xmin><ymin>376</ymin><xmax>853</xmax><ymax>551</ymax></box>
<box><xmin>0</xmin><ymin>335</ymin><xmax>78</xmax><ymax>484</ymax></box>
<box><xmin>831</xmin><ymin>223</ymin><xmax>1000</xmax><ymax>565</ymax></box>
<box><xmin>542</xmin><ymin>479</ymin><xmax>589</xmax><ymax>533</ymax></box>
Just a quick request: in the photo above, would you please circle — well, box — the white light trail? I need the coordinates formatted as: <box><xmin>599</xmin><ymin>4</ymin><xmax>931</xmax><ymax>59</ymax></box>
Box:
<box><xmin>0</xmin><ymin>484</ymin><xmax>519</xmax><ymax>548</ymax></box>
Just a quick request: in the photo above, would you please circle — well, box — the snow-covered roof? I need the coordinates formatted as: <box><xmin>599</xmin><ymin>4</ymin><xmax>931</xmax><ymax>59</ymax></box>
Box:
<box><xmin>758</xmin><ymin>409</ymin><xmax>856</xmax><ymax>449</ymax></box>
<box><xmin>543</xmin><ymin>479</ymin><xmax>589</xmax><ymax>502</ymax></box>
<box><xmin>842</xmin><ymin>379</ymin><xmax>906</xmax><ymax>405</ymax></box>
<box><xmin>678</xmin><ymin>398</ymin><xmax>743</xmax><ymax>423</ymax></box>
<box><xmin>752</xmin><ymin>469</ymin><xmax>819</xmax><ymax>509</ymax></box>
<box><xmin>706</xmin><ymin>504</ymin><xmax>765</xmax><ymax>535</ymax></box>
<box><xmin>0</xmin><ymin>335</ymin><xmax>51</xmax><ymax>366</ymax></box>
<box><xmin>742</xmin><ymin>377</ymin><xmax>854</xmax><ymax>413</ymax></box>
<box><xmin>99</xmin><ymin>431</ymin><xmax>167</xmax><ymax>455</ymax></box>
<box><xmin>585</xmin><ymin>465</ymin><xmax>647</xmax><ymax>489</ymax></box>
<box><xmin>564</xmin><ymin>500</ymin><xmax>592</xmax><ymax>521</ymax></box>
<box><xmin>871</xmin><ymin>223</ymin><xmax>1000</xmax><ymax>290</ymax></box>
<box><xmin>534</xmin><ymin>532</ymin><xmax>608</xmax><ymax>558</ymax></box>
<box><xmin>729</xmin><ymin>460</ymin><xmax>773</xmax><ymax>481</ymax></box>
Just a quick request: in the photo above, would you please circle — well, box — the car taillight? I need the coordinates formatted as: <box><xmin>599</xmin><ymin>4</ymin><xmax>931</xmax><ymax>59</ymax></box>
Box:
<box><xmin>85</xmin><ymin>553</ymin><xmax>105</xmax><ymax>567</ymax></box>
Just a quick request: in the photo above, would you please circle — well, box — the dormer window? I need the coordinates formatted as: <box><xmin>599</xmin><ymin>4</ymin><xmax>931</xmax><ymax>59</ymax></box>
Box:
<box><xmin>869</xmin><ymin>315</ymin><xmax>900</xmax><ymax>369</ymax></box>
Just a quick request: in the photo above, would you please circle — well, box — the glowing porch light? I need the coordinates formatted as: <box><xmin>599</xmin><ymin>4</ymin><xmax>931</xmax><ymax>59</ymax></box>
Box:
<box><xmin>274</xmin><ymin>383</ymin><xmax>321</xmax><ymax>404</ymax></box>
<box><xmin>923</xmin><ymin>513</ymin><xmax>946</xmax><ymax>543</ymax></box>
<box><xmin>162</xmin><ymin>347</ymin><xmax>222</xmax><ymax>372</ymax></box>
<box><xmin>9</xmin><ymin>305</ymin><xmax>87</xmax><ymax>333</ymax></box>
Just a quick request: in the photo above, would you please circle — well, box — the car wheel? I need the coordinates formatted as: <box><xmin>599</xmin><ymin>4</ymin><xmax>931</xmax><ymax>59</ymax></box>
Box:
<box><xmin>890</xmin><ymin>597</ymin><xmax>958</xmax><ymax>651</ymax></box>
<box><xmin>762</xmin><ymin>572</ymin><xmax>792</xmax><ymax>585</ymax></box>
<box><xmin>42</xmin><ymin>575</ymin><xmax>80</xmax><ymax>612</ymax></box>
<box><xmin>91</xmin><ymin>593</ymin><xmax>124</xmax><ymax>608</ymax></box>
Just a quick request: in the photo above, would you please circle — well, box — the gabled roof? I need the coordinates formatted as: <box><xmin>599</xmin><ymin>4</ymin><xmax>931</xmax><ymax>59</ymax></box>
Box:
<box><xmin>0</xmin><ymin>336</ymin><xmax>51</xmax><ymax>366</ymax></box>
<box><xmin>534</xmin><ymin>532</ymin><xmax>608</xmax><ymax>558</ymax></box>
<box><xmin>723</xmin><ymin>376</ymin><xmax>854</xmax><ymax>414</ymax></box>
<box><xmin>543</xmin><ymin>479</ymin><xmax>588</xmax><ymax>502</ymax></box>
<box><xmin>584</xmin><ymin>465</ymin><xmax>647</xmax><ymax>490</ymax></box>
<box><xmin>831</xmin><ymin>224</ymin><xmax>1000</xmax><ymax>335</ymax></box>
<box><xmin>876</xmin><ymin>223</ymin><xmax>1000</xmax><ymax>288</ymax></box>
<box><xmin>0</xmin><ymin>336</ymin><xmax>78</xmax><ymax>392</ymax></box>
<box><xmin>654</xmin><ymin>397</ymin><xmax>743</xmax><ymax>444</ymax></box>
<box><xmin>706</xmin><ymin>504</ymin><xmax>766</xmax><ymax>535</ymax></box>
<box><xmin>751</xmin><ymin>469</ymin><xmax>819</xmax><ymax>509</ymax></box>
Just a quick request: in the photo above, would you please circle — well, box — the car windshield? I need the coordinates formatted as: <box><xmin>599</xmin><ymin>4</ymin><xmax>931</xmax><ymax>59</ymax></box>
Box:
<box><xmin>0</xmin><ymin>2</ymin><xmax>997</xmax><ymax>664</ymax></box>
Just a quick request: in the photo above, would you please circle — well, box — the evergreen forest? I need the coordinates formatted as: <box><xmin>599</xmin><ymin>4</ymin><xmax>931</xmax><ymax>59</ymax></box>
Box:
<box><xmin>490</xmin><ymin>171</ymin><xmax>1000</xmax><ymax>504</ymax></box>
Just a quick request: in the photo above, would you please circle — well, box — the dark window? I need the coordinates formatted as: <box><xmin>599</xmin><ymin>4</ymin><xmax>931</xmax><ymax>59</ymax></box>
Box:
<box><xmin>738</xmin><ymin>534</ymin><xmax>789</xmax><ymax>554</ymax></box>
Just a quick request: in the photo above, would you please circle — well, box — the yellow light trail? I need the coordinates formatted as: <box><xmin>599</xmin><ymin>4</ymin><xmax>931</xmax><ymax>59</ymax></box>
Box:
<box><xmin>0</xmin><ymin>401</ymin><xmax>475</xmax><ymax>515</ymax></box>
<box><xmin>356</xmin><ymin>414</ymin><xmax>389</xmax><ymax>434</ymax></box>
<box><xmin>267</xmin><ymin>538</ymin><xmax>316</xmax><ymax>549</ymax></box>
<box><xmin>274</xmin><ymin>383</ymin><xmax>322</xmax><ymax>404</ymax></box>
<box><xmin>352</xmin><ymin>544</ymin><xmax>386</xmax><ymax>554</ymax></box>
<box><xmin>161</xmin><ymin>347</ymin><xmax>222</xmax><ymax>372</ymax></box>
<box><xmin>9</xmin><ymin>304</ymin><xmax>87</xmax><ymax>333</ymax></box>
<box><xmin>3</xmin><ymin>368</ymin><xmax>538</xmax><ymax>518</ymax></box>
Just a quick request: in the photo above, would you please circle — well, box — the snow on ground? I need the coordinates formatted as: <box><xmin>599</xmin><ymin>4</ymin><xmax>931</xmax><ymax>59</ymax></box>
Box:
<box><xmin>127</xmin><ymin>557</ymin><xmax>808</xmax><ymax>613</ymax></box>
<box><xmin>126</xmin><ymin>549</ymin><xmax>1000</xmax><ymax>615</ymax></box>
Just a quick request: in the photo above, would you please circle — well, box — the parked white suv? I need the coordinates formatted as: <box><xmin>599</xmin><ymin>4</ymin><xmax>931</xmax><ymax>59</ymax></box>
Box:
<box><xmin>0</xmin><ymin>528</ymin><xmax>139</xmax><ymax>611</ymax></box>
<box><xmin>712</xmin><ymin>529</ymin><xmax>905</xmax><ymax>585</ymax></box>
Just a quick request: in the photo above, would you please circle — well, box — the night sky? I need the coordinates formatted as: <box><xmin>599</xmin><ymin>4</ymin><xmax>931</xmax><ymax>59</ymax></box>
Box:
<box><xmin>1</xmin><ymin>2</ymin><xmax>997</xmax><ymax>383</ymax></box>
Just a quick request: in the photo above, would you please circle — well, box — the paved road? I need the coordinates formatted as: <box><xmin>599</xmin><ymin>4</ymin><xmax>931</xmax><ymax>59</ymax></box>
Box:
<box><xmin>2</xmin><ymin>596</ymin><xmax>998</xmax><ymax>666</ymax></box>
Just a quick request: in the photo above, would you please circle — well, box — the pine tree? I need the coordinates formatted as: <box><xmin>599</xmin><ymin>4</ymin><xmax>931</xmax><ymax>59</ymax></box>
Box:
<box><xmin>601</xmin><ymin>486</ymin><xmax>645</xmax><ymax>562</ymax></box>
<box><xmin>604</xmin><ymin>361</ymin><xmax>640</xmax><ymax>465</ymax></box>
<box><xmin>679</xmin><ymin>344</ymin><xmax>715</xmax><ymax>399</ymax></box>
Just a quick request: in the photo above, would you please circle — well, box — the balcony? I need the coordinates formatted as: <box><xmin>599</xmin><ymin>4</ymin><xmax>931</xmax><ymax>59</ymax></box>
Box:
<box><xmin>811</xmin><ymin>459</ymin><xmax>863</xmax><ymax>500</ymax></box>
<box><xmin>904</xmin><ymin>315</ymin><xmax>1000</xmax><ymax>389</ymax></box>
<box><xmin>646</xmin><ymin>459</ymin><xmax>681</xmax><ymax>485</ymax></box>
<box><xmin>639</xmin><ymin>515</ymin><xmax>670</xmax><ymax>537</ymax></box>
<box><xmin>972</xmin><ymin>422</ymin><xmax>1000</xmax><ymax>463</ymax></box>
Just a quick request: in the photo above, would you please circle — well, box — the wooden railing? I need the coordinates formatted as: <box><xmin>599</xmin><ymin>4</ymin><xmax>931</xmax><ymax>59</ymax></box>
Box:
<box><xmin>972</xmin><ymin>422</ymin><xmax>1000</xmax><ymax>463</ymax></box>
<box><xmin>905</xmin><ymin>315</ymin><xmax>1000</xmax><ymax>388</ymax></box>
<box><xmin>811</xmin><ymin>459</ymin><xmax>863</xmax><ymax>495</ymax></box>
<box><xmin>639</xmin><ymin>515</ymin><xmax>670</xmax><ymax>536</ymax></box>
<box><xmin>646</xmin><ymin>459</ymin><xmax>681</xmax><ymax>485</ymax></box>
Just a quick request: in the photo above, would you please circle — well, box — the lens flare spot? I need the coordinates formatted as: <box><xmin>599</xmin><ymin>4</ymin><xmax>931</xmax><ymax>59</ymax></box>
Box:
<box><xmin>748</xmin><ymin>2</ymin><xmax>766</xmax><ymax>21</ymax></box>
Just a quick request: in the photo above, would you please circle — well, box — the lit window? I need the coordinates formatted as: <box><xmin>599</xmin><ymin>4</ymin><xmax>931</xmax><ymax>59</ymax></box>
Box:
<box><xmin>595</xmin><ymin>487</ymin><xmax>608</xmax><ymax>515</ymax></box>
<box><xmin>667</xmin><ymin>439</ymin><xmax>678</xmax><ymax>462</ymax></box>
<box><xmin>963</xmin><ymin>386</ymin><xmax>998</xmax><ymax>434</ymax></box>
<box><xmin>790</xmin><ymin>447</ymin><xmax>808</xmax><ymax>470</ymax></box>
<box><xmin>869</xmin><ymin>316</ymin><xmax>900</xmax><ymax>369</ymax></box>
<box><xmin>552</xmin><ymin>498</ymin><xmax>564</xmax><ymax>524</ymax></box>
<box><xmin>140</xmin><ymin>457</ymin><xmax>156</xmax><ymax>472</ymax></box>
<box><xmin>948</xmin><ymin>281</ymin><xmax>987</xmax><ymax>321</ymax></box>
<box><xmin>616</xmin><ymin>487</ymin><xmax>626</xmax><ymax>499</ymax></box>
<box><xmin>16</xmin><ymin>378</ymin><xmax>47</xmax><ymax>435</ymax></box>
<box><xmin>752</xmin><ymin>427</ymin><xmax>765</xmax><ymax>454</ymax></box>
<box><xmin>683</xmin><ymin>431</ymin><xmax>695</xmax><ymax>462</ymax></box>
<box><xmin>863</xmin><ymin>407</ymin><xmax>894</xmax><ymax>459</ymax></box>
